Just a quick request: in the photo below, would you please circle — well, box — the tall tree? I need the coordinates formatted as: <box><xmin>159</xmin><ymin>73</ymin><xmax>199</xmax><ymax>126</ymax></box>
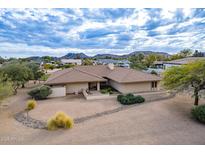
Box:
<box><xmin>129</xmin><ymin>53</ymin><xmax>147</xmax><ymax>70</ymax></box>
<box><xmin>42</xmin><ymin>56</ymin><xmax>52</xmax><ymax>63</ymax></box>
<box><xmin>179</xmin><ymin>49</ymin><xmax>193</xmax><ymax>57</ymax></box>
<box><xmin>83</xmin><ymin>59</ymin><xmax>93</xmax><ymax>65</ymax></box>
<box><xmin>193</xmin><ymin>50</ymin><xmax>204</xmax><ymax>57</ymax></box>
<box><xmin>0</xmin><ymin>56</ymin><xmax>5</xmax><ymax>64</ymax></box>
<box><xmin>144</xmin><ymin>54</ymin><xmax>157</xmax><ymax>67</ymax></box>
<box><xmin>26</xmin><ymin>62</ymin><xmax>44</xmax><ymax>83</ymax></box>
<box><xmin>0</xmin><ymin>73</ymin><xmax>13</xmax><ymax>102</ymax></box>
<box><xmin>0</xmin><ymin>63</ymin><xmax>33</xmax><ymax>94</ymax></box>
<box><xmin>163</xmin><ymin>60</ymin><xmax>205</xmax><ymax>105</ymax></box>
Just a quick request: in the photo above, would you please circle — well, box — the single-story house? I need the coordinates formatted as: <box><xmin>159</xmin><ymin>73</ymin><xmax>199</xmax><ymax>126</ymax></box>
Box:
<box><xmin>45</xmin><ymin>64</ymin><xmax>161</xmax><ymax>97</ymax></box>
<box><xmin>94</xmin><ymin>59</ymin><xmax>130</xmax><ymax>68</ymax></box>
<box><xmin>153</xmin><ymin>57</ymin><xmax>205</xmax><ymax>70</ymax></box>
<box><xmin>61</xmin><ymin>59</ymin><xmax>82</xmax><ymax>65</ymax></box>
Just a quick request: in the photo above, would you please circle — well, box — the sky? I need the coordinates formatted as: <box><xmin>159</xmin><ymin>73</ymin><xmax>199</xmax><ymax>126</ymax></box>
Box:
<box><xmin>0</xmin><ymin>8</ymin><xmax>205</xmax><ymax>58</ymax></box>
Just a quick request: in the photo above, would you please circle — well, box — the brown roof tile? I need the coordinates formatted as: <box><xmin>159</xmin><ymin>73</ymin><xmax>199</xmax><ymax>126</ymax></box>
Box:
<box><xmin>46</xmin><ymin>65</ymin><xmax>161</xmax><ymax>85</ymax></box>
<box><xmin>45</xmin><ymin>68</ymin><xmax>106</xmax><ymax>85</ymax></box>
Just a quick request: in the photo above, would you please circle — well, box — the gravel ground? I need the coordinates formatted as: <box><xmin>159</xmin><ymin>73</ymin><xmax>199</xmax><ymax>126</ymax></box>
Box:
<box><xmin>1</xmin><ymin>84</ymin><xmax>205</xmax><ymax>145</ymax></box>
<box><xmin>29</xmin><ymin>95</ymin><xmax>121</xmax><ymax>121</ymax></box>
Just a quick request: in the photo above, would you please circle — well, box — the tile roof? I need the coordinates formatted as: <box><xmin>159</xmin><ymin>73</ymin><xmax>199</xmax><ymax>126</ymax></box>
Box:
<box><xmin>45</xmin><ymin>65</ymin><xmax>161</xmax><ymax>85</ymax></box>
<box><xmin>45</xmin><ymin>68</ymin><xmax>106</xmax><ymax>85</ymax></box>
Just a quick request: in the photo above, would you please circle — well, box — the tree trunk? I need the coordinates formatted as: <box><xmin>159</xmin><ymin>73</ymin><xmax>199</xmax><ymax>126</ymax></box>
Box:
<box><xmin>22</xmin><ymin>83</ymin><xmax>25</xmax><ymax>88</ymax></box>
<box><xmin>14</xmin><ymin>88</ymin><xmax>18</xmax><ymax>95</ymax></box>
<box><xmin>194</xmin><ymin>89</ymin><xmax>199</xmax><ymax>106</ymax></box>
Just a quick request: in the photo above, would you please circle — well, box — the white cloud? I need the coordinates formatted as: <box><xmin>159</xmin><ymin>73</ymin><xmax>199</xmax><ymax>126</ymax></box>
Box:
<box><xmin>0</xmin><ymin>8</ymin><xmax>205</xmax><ymax>57</ymax></box>
<box><xmin>154</xmin><ymin>23</ymin><xmax>176</xmax><ymax>34</ymax></box>
<box><xmin>182</xmin><ymin>8</ymin><xmax>193</xmax><ymax>17</ymax></box>
<box><xmin>161</xmin><ymin>9</ymin><xmax>177</xmax><ymax>19</ymax></box>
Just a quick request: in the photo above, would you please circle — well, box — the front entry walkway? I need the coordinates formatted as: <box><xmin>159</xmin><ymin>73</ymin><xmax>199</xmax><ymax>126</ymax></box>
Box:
<box><xmin>83</xmin><ymin>90</ymin><xmax>110</xmax><ymax>100</ymax></box>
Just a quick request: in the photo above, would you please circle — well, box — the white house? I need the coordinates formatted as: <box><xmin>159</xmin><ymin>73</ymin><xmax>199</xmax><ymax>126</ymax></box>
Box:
<box><xmin>61</xmin><ymin>59</ymin><xmax>82</xmax><ymax>65</ymax></box>
<box><xmin>153</xmin><ymin>57</ymin><xmax>205</xmax><ymax>70</ymax></box>
<box><xmin>148</xmin><ymin>57</ymin><xmax>205</xmax><ymax>75</ymax></box>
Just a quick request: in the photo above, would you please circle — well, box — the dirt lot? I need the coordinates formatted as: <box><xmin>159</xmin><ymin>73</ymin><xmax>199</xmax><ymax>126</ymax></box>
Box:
<box><xmin>1</xmin><ymin>84</ymin><xmax>205</xmax><ymax>145</ymax></box>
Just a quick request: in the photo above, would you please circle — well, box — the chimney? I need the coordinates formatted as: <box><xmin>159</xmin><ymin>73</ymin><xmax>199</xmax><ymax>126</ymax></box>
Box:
<box><xmin>107</xmin><ymin>63</ymin><xmax>114</xmax><ymax>70</ymax></box>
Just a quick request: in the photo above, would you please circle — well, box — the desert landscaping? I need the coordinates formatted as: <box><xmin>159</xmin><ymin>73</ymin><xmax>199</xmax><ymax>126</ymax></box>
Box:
<box><xmin>1</xmin><ymin>83</ymin><xmax>205</xmax><ymax>145</ymax></box>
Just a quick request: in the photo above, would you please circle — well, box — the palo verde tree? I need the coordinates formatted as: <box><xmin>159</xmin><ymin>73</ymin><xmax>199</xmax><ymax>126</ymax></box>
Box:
<box><xmin>163</xmin><ymin>60</ymin><xmax>205</xmax><ymax>106</ymax></box>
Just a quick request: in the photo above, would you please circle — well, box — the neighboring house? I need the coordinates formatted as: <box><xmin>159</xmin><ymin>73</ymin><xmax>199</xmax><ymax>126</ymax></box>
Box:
<box><xmin>94</xmin><ymin>59</ymin><xmax>130</xmax><ymax>68</ymax></box>
<box><xmin>153</xmin><ymin>57</ymin><xmax>205</xmax><ymax>70</ymax></box>
<box><xmin>61</xmin><ymin>59</ymin><xmax>82</xmax><ymax>65</ymax></box>
<box><xmin>45</xmin><ymin>64</ymin><xmax>161</xmax><ymax>98</ymax></box>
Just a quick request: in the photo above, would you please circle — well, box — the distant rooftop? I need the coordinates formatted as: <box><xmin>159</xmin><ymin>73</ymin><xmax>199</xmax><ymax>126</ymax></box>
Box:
<box><xmin>154</xmin><ymin>57</ymin><xmax>205</xmax><ymax>65</ymax></box>
<box><xmin>95</xmin><ymin>59</ymin><xmax>130</xmax><ymax>64</ymax></box>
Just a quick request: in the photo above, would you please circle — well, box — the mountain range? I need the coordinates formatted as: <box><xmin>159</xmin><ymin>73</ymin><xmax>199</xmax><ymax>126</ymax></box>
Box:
<box><xmin>26</xmin><ymin>51</ymin><xmax>170</xmax><ymax>62</ymax></box>
<box><xmin>61</xmin><ymin>51</ymin><xmax>170</xmax><ymax>59</ymax></box>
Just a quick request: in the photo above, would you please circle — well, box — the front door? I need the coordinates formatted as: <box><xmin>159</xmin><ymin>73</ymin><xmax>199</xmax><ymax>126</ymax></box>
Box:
<box><xmin>88</xmin><ymin>82</ymin><xmax>97</xmax><ymax>91</ymax></box>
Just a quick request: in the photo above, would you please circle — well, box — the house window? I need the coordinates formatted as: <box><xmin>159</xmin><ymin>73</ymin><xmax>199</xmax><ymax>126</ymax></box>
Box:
<box><xmin>151</xmin><ymin>81</ymin><xmax>157</xmax><ymax>89</ymax></box>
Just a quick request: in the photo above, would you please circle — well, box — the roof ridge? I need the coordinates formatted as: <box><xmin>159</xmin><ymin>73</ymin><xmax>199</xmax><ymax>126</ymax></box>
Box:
<box><xmin>45</xmin><ymin>69</ymin><xmax>73</xmax><ymax>84</ymax></box>
<box><xmin>74</xmin><ymin>67</ymin><xmax>105</xmax><ymax>80</ymax></box>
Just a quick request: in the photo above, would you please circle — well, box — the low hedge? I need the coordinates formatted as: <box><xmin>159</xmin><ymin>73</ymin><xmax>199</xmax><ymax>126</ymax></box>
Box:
<box><xmin>117</xmin><ymin>93</ymin><xmax>145</xmax><ymax>105</ymax></box>
<box><xmin>28</xmin><ymin>85</ymin><xmax>52</xmax><ymax>100</ymax></box>
<box><xmin>192</xmin><ymin>105</ymin><xmax>205</xmax><ymax>123</ymax></box>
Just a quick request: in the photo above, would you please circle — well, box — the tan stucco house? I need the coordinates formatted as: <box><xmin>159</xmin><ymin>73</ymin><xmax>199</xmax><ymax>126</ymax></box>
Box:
<box><xmin>45</xmin><ymin>64</ymin><xmax>161</xmax><ymax>97</ymax></box>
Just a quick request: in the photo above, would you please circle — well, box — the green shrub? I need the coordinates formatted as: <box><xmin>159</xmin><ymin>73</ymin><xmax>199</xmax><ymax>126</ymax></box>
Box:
<box><xmin>117</xmin><ymin>94</ymin><xmax>145</xmax><ymax>105</ymax></box>
<box><xmin>26</xmin><ymin>100</ymin><xmax>37</xmax><ymax>111</ymax></box>
<box><xmin>120</xmin><ymin>96</ymin><xmax>129</xmax><ymax>104</ymax></box>
<box><xmin>192</xmin><ymin>105</ymin><xmax>205</xmax><ymax>123</ymax></box>
<box><xmin>40</xmin><ymin>74</ymin><xmax>50</xmax><ymax>81</ymax></box>
<box><xmin>126</xmin><ymin>93</ymin><xmax>134</xmax><ymax>97</ymax></box>
<box><xmin>47</xmin><ymin>111</ymin><xmax>74</xmax><ymax>130</ymax></box>
<box><xmin>28</xmin><ymin>85</ymin><xmax>52</xmax><ymax>100</ymax></box>
<box><xmin>100</xmin><ymin>89</ymin><xmax>108</xmax><ymax>94</ymax></box>
<box><xmin>117</xmin><ymin>94</ymin><xmax>124</xmax><ymax>102</ymax></box>
<box><xmin>100</xmin><ymin>87</ymin><xmax>113</xmax><ymax>94</ymax></box>
<box><xmin>135</xmin><ymin>95</ymin><xmax>145</xmax><ymax>103</ymax></box>
<box><xmin>151</xmin><ymin>70</ymin><xmax>158</xmax><ymax>75</ymax></box>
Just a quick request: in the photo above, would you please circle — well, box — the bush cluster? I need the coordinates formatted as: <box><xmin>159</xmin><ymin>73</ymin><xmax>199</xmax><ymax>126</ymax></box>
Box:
<box><xmin>28</xmin><ymin>85</ymin><xmax>52</xmax><ymax>100</ymax></box>
<box><xmin>100</xmin><ymin>87</ymin><xmax>113</xmax><ymax>94</ymax></box>
<box><xmin>26</xmin><ymin>100</ymin><xmax>37</xmax><ymax>111</ymax></box>
<box><xmin>192</xmin><ymin>105</ymin><xmax>205</xmax><ymax>123</ymax></box>
<box><xmin>117</xmin><ymin>93</ymin><xmax>145</xmax><ymax>105</ymax></box>
<box><xmin>47</xmin><ymin>112</ymin><xmax>74</xmax><ymax>130</ymax></box>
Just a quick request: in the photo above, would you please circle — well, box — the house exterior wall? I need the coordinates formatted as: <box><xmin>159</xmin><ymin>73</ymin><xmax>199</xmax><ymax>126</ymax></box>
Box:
<box><xmin>49</xmin><ymin>86</ymin><xmax>66</xmax><ymax>98</ymax></box>
<box><xmin>109</xmin><ymin>80</ymin><xmax>160</xmax><ymax>93</ymax></box>
<box><xmin>164</xmin><ymin>63</ymin><xmax>181</xmax><ymax>69</ymax></box>
<box><xmin>66</xmin><ymin>82</ymin><xmax>88</xmax><ymax>94</ymax></box>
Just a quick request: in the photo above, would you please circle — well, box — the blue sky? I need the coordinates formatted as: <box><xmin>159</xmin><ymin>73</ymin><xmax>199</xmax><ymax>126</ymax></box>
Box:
<box><xmin>0</xmin><ymin>8</ymin><xmax>205</xmax><ymax>58</ymax></box>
